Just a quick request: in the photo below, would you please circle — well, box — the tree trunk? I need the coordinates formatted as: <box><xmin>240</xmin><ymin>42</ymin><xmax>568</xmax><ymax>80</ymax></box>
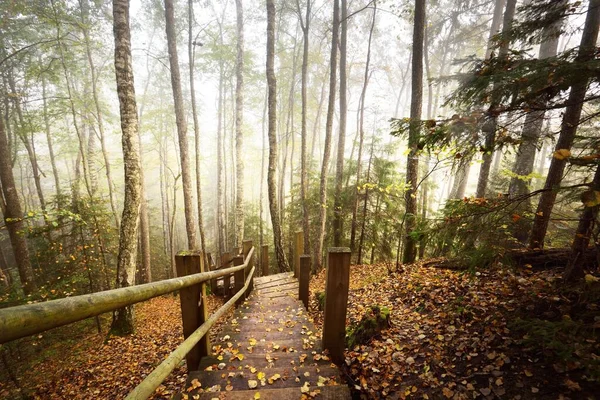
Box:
<box><xmin>315</xmin><ymin>0</ymin><xmax>339</xmax><ymax>270</ymax></box>
<box><xmin>188</xmin><ymin>0</ymin><xmax>208</xmax><ymax>268</ymax></box>
<box><xmin>475</xmin><ymin>0</ymin><xmax>516</xmax><ymax>198</ymax></box>
<box><xmin>8</xmin><ymin>73</ymin><xmax>46</xmax><ymax>213</ymax></box>
<box><xmin>529</xmin><ymin>0</ymin><xmax>600</xmax><ymax>248</ymax></box>
<box><xmin>110</xmin><ymin>0</ymin><xmax>142</xmax><ymax>335</ymax></box>
<box><xmin>41</xmin><ymin>74</ymin><xmax>61</xmax><ymax>199</ymax></box>
<box><xmin>350</xmin><ymin>2</ymin><xmax>376</xmax><ymax>255</ymax></box>
<box><xmin>402</xmin><ymin>0</ymin><xmax>425</xmax><ymax>264</ymax></box>
<box><xmin>565</xmin><ymin>165</ymin><xmax>600</xmax><ymax>281</ymax></box>
<box><xmin>0</xmin><ymin>113</ymin><xmax>36</xmax><ymax>295</ymax></box>
<box><xmin>80</xmin><ymin>0</ymin><xmax>120</xmax><ymax>229</ymax></box>
<box><xmin>216</xmin><ymin>57</ymin><xmax>225</xmax><ymax>257</ymax></box>
<box><xmin>508</xmin><ymin>3</ymin><xmax>564</xmax><ymax>199</ymax></box>
<box><xmin>358</xmin><ymin>138</ymin><xmax>375</xmax><ymax>265</ymax></box>
<box><xmin>332</xmin><ymin>0</ymin><xmax>348</xmax><ymax>247</ymax></box>
<box><xmin>267</xmin><ymin>0</ymin><xmax>290</xmax><ymax>272</ymax></box>
<box><xmin>299</xmin><ymin>0</ymin><xmax>311</xmax><ymax>254</ymax></box>
<box><xmin>165</xmin><ymin>0</ymin><xmax>198</xmax><ymax>250</ymax></box>
<box><xmin>234</xmin><ymin>0</ymin><xmax>245</xmax><ymax>247</ymax></box>
<box><xmin>449</xmin><ymin>160</ymin><xmax>471</xmax><ymax>199</ymax></box>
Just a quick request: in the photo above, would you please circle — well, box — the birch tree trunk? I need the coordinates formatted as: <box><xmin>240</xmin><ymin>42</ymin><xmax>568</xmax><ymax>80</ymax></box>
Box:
<box><xmin>165</xmin><ymin>0</ymin><xmax>198</xmax><ymax>250</ymax></box>
<box><xmin>110</xmin><ymin>0</ymin><xmax>142</xmax><ymax>335</ymax></box>
<box><xmin>298</xmin><ymin>0</ymin><xmax>311</xmax><ymax>253</ymax></box>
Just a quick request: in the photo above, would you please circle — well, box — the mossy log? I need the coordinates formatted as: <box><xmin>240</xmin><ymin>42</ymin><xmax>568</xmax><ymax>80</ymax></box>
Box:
<box><xmin>346</xmin><ymin>305</ymin><xmax>391</xmax><ymax>349</ymax></box>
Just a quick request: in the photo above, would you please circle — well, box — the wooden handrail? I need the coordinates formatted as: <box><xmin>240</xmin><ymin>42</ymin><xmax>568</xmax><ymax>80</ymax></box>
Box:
<box><xmin>0</xmin><ymin>247</ymin><xmax>255</xmax><ymax>344</ymax></box>
<box><xmin>126</xmin><ymin>265</ymin><xmax>256</xmax><ymax>399</ymax></box>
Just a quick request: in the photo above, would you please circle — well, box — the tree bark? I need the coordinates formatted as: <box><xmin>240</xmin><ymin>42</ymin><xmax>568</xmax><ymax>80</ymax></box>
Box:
<box><xmin>350</xmin><ymin>2</ymin><xmax>376</xmax><ymax>255</ymax></box>
<box><xmin>267</xmin><ymin>0</ymin><xmax>290</xmax><ymax>272</ymax></box>
<box><xmin>332</xmin><ymin>0</ymin><xmax>348</xmax><ymax>247</ymax></box>
<box><xmin>402</xmin><ymin>0</ymin><xmax>425</xmax><ymax>264</ymax></box>
<box><xmin>165</xmin><ymin>0</ymin><xmax>198</xmax><ymax>250</ymax></box>
<box><xmin>315</xmin><ymin>0</ymin><xmax>339</xmax><ymax>270</ymax></box>
<box><xmin>508</xmin><ymin>2</ymin><xmax>564</xmax><ymax>199</ymax></box>
<box><xmin>475</xmin><ymin>0</ymin><xmax>516</xmax><ymax>198</ymax></box>
<box><xmin>8</xmin><ymin>73</ymin><xmax>46</xmax><ymax>213</ymax></box>
<box><xmin>0</xmin><ymin>111</ymin><xmax>36</xmax><ymax>295</ymax></box>
<box><xmin>234</xmin><ymin>0</ymin><xmax>245</xmax><ymax>247</ymax></box>
<box><xmin>110</xmin><ymin>0</ymin><xmax>142</xmax><ymax>335</ymax></box>
<box><xmin>188</xmin><ymin>0</ymin><xmax>208</xmax><ymax>269</ymax></box>
<box><xmin>41</xmin><ymin>74</ymin><xmax>61</xmax><ymax>199</ymax></box>
<box><xmin>80</xmin><ymin>0</ymin><xmax>120</xmax><ymax>229</ymax></box>
<box><xmin>358</xmin><ymin>138</ymin><xmax>375</xmax><ymax>265</ymax></box>
<box><xmin>529</xmin><ymin>0</ymin><xmax>600</xmax><ymax>248</ymax></box>
<box><xmin>298</xmin><ymin>0</ymin><xmax>312</xmax><ymax>254</ymax></box>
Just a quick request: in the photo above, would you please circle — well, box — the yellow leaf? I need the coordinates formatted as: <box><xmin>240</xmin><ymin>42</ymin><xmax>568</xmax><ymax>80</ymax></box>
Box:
<box><xmin>254</xmin><ymin>393</ymin><xmax>261</xmax><ymax>399</ymax></box>
<box><xmin>257</xmin><ymin>371</ymin><xmax>266</xmax><ymax>380</ymax></box>
<box><xmin>249</xmin><ymin>338</ymin><xmax>257</xmax><ymax>346</ymax></box>
<box><xmin>553</xmin><ymin>149</ymin><xmax>571</xmax><ymax>160</ymax></box>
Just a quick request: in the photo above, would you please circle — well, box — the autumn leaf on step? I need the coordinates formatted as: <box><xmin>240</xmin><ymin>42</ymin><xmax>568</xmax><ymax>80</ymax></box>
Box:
<box><xmin>249</xmin><ymin>338</ymin><xmax>257</xmax><ymax>346</ymax></box>
<box><xmin>248</xmin><ymin>380</ymin><xmax>258</xmax><ymax>389</ymax></box>
<box><xmin>186</xmin><ymin>378</ymin><xmax>201</xmax><ymax>392</ymax></box>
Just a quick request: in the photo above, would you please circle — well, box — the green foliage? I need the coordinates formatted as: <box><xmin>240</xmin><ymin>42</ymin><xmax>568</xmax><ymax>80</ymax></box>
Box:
<box><xmin>428</xmin><ymin>197</ymin><xmax>523</xmax><ymax>268</ymax></box>
<box><xmin>346</xmin><ymin>305</ymin><xmax>391</xmax><ymax>349</ymax></box>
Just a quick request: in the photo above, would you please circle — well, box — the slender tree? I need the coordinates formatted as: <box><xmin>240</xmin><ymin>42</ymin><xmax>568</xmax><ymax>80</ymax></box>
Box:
<box><xmin>0</xmin><ymin>110</ymin><xmax>36</xmax><ymax>295</ymax></box>
<box><xmin>508</xmin><ymin>1</ymin><xmax>565</xmax><ymax>199</ymax></box>
<box><xmin>234</xmin><ymin>0</ymin><xmax>245</xmax><ymax>247</ymax></box>
<box><xmin>297</xmin><ymin>0</ymin><xmax>311</xmax><ymax>253</ymax></box>
<box><xmin>402</xmin><ymin>0</ymin><xmax>425</xmax><ymax>264</ymax></box>
<box><xmin>188</xmin><ymin>0</ymin><xmax>208</xmax><ymax>267</ymax></box>
<box><xmin>332</xmin><ymin>0</ymin><xmax>348</xmax><ymax>247</ymax></box>
<box><xmin>165</xmin><ymin>0</ymin><xmax>198</xmax><ymax>250</ymax></box>
<box><xmin>110</xmin><ymin>0</ymin><xmax>142</xmax><ymax>335</ymax></box>
<box><xmin>475</xmin><ymin>0</ymin><xmax>517</xmax><ymax>198</ymax></box>
<box><xmin>529</xmin><ymin>0</ymin><xmax>600</xmax><ymax>248</ymax></box>
<box><xmin>350</xmin><ymin>1</ymin><xmax>376</xmax><ymax>254</ymax></box>
<box><xmin>266</xmin><ymin>0</ymin><xmax>290</xmax><ymax>272</ymax></box>
<box><xmin>315</xmin><ymin>0</ymin><xmax>340</xmax><ymax>270</ymax></box>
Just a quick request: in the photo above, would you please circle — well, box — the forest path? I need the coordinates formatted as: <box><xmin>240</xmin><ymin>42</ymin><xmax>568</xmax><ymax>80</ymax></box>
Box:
<box><xmin>179</xmin><ymin>272</ymin><xmax>351</xmax><ymax>399</ymax></box>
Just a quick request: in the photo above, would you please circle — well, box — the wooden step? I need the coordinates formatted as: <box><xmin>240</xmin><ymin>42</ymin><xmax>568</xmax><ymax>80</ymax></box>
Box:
<box><xmin>198</xmin><ymin>351</ymin><xmax>333</xmax><ymax>370</ymax></box>
<box><xmin>178</xmin><ymin>385</ymin><xmax>351</xmax><ymax>400</ymax></box>
<box><xmin>187</xmin><ymin>365</ymin><xmax>342</xmax><ymax>392</ymax></box>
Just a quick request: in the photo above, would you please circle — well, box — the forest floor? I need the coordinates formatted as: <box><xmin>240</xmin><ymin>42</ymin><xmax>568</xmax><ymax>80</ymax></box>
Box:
<box><xmin>308</xmin><ymin>261</ymin><xmax>600</xmax><ymax>399</ymax></box>
<box><xmin>1</xmin><ymin>261</ymin><xmax>598</xmax><ymax>400</ymax></box>
<box><xmin>0</xmin><ymin>294</ymin><xmax>229</xmax><ymax>400</ymax></box>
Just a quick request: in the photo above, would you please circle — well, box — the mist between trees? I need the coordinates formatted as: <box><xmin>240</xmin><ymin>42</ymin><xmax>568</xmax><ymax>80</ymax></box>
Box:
<box><xmin>1</xmin><ymin>0</ymin><xmax>599</xmax><ymax>333</ymax></box>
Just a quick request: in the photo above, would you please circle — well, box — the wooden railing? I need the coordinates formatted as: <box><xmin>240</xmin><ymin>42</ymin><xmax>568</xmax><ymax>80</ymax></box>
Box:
<box><xmin>0</xmin><ymin>244</ymin><xmax>256</xmax><ymax>399</ymax></box>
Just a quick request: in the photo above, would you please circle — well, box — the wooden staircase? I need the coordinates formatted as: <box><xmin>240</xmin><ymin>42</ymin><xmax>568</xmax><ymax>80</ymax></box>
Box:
<box><xmin>179</xmin><ymin>272</ymin><xmax>352</xmax><ymax>399</ymax></box>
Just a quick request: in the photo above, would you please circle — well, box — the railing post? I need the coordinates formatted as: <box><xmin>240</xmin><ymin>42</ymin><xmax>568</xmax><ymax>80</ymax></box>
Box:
<box><xmin>207</xmin><ymin>253</ymin><xmax>217</xmax><ymax>295</ymax></box>
<box><xmin>322</xmin><ymin>247</ymin><xmax>351</xmax><ymax>364</ymax></box>
<box><xmin>242</xmin><ymin>240</ymin><xmax>254</xmax><ymax>296</ymax></box>
<box><xmin>262</xmin><ymin>244</ymin><xmax>269</xmax><ymax>276</ymax></box>
<box><xmin>175</xmin><ymin>251</ymin><xmax>210</xmax><ymax>371</ymax></box>
<box><xmin>299</xmin><ymin>255</ymin><xmax>310</xmax><ymax>309</ymax></box>
<box><xmin>221</xmin><ymin>252</ymin><xmax>231</xmax><ymax>296</ymax></box>
<box><xmin>233</xmin><ymin>255</ymin><xmax>245</xmax><ymax>305</ymax></box>
<box><xmin>294</xmin><ymin>231</ymin><xmax>304</xmax><ymax>278</ymax></box>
